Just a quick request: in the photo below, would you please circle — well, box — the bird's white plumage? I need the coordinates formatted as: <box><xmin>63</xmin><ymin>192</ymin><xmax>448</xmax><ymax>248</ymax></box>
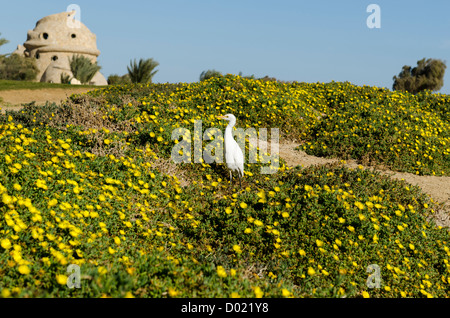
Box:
<box><xmin>218</xmin><ymin>114</ymin><xmax>244</xmax><ymax>186</ymax></box>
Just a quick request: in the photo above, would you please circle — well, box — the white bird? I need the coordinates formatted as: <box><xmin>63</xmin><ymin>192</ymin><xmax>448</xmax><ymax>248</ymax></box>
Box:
<box><xmin>217</xmin><ymin>114</ymin><xmax>244</xmax><ymax>188</ymax></box>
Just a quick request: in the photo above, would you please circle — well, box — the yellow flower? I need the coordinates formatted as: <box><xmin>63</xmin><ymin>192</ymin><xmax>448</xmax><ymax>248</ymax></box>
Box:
<box><xmin>348</xmin><ymin>225</ymin><xmax>355</xmax><ymax>232</ymax></box>
<box><xmin>239</xmin><ymin>202</ymin><xmax>248</xmax><ymax>209</ymax></box>
<box><xmin>307</xmin><ymin>267</ymin><xmax>316</xmax><ymax>276</ymax></box>
<box><xmin>225</xmin><ymin>207</ymin><xmax>232</xmax><ymax>214</ymax></box>
<box><xmin>281</xmin><ymin>212</ymin><xmax>289</xmax><ymax>218</ymax></box>
<box><xmin>354</xmin><ymin>201</ymin><xmax>365</xmax><ymax>210</ymax></box>
<box><xmin>108</xmin><ymin>247</ymin><xmax>116</xmax><ymax>254</ymax></box>
<box><xmin>48</xmin><ymin>199</ymin><xmax>58</xmax><ymax>207</ymax></box>
<box><xmin>2</xmin><ymin>193</ymin><xmax>13</xmax><ymax>205</ymax></box>
<box><xmin>362</xmin><ymin>291</ymin><xmax>370</xmax><ymax>298</ymax></box>
<box><xmin>1</xmin><ymin>289</ymin><xmax>11</xmax><ymax>298</ymax></box>
<box><xmin>168</xmin><ymin>288</ymin><xmax>179</xmax><ymax>297</ymax></box>
<box><xmin>299</xmin><ymin>249</ymin><xmax>306</xmax><ymax>256</ymax></box>
<box><xmin>18</xmin><ymin>265</ymin><xmax>30</xmax><ymax>275</ymax></box>
<box><xmin>281</xmin><ymin>289</ymin><xmax>292</xmax><ymax>297</ymax></box>
<box><xmin>13</xmin><ymin>184</ymin><xmax>22</xmax><ymax>191</ymax></box>
<box><xmin>98</xmin><ymin>266</ymin><xmax>108</xmax><ymax>275</ymax></box>
<box><xmin>244</xmin><ymin>228</ymin><xmax>252</xmax><ymax>234</ymax></box>
<box><xmin>338</xmin><ymin>217</ymin><xmax>345</xmax><ymax>223</ymax></box>
<box><xmin>232</xmin><ymin>245</ymin><xmax>242</xmax><ymax>254</ymax></box>
<box><xmin>114</xmin><ymin>237</ymin><xmax>121</xmax><ymax>245</ymax></box>
<box><xmin>124</xmin><ymin>291</ymin><xmax>134</xmax><ymax>298</ymax></box>
<box><xmin>56</xmin><ymin>274</ymin><xmax>67</xmax><ymax>285</ymax></box>
<box><xmin>253</xmin><ymin>286</ymin><xmax>264</xmax><ymax>298</ymax></box>
<box><xmin>304</xmin><ymin>185</ymin><xmax>312</xmax><ymax>192</ymax></box>
<box><xmin>373</xmin><ymin>233</ymin><xmax>379</xmax><ymax>242</ymax></box>
<box><xmin>230</xmin><ymin>292</ymin><xmax>240</xmax><ymax>298</ymax></box>
<box><xmin>217</xmin><ymin>266</ymin><xmax>227</xmax><ymax>278</ymax></box>
<box><xmin>315</xmin><ymin>239</ymin><xmax>324</xmax><ymax>247</ymax></box>
<box><xmin>1</xmin><ymin>239</ymin><xmax>12</xmax><ymax>250</ymax></box>
<box><xmin>397</xmin><ymin>225</ymin><xmax>405</xmax><ymax>231</ymax></box>
<box><xmin>254</xmin><ymin>220</ymin><xmax>263</xmax><ymax>226</ymax></box>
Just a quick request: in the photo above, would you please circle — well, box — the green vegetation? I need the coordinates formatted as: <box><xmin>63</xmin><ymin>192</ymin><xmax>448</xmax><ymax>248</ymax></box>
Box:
<box><xmin>200</xmin><ymin>69</ymin><xmax>223</xmax><ymax>81</ymax></box>
<box><xmin>0</xmin><ymin>33</ymin><xmax>39</xmax><ymax>81</ymax></box>
<box><xmin>69</xmin><ymin>54</ymin><xmax>101</xmax><ymax>85</ymax></box>
<box><xmin>0</xmin><ymin>33</ymin><xmax>10</xmax><ymax>57</ymax></box>
<box><xmin>107</xmin><ymin>74</ymin><xmax>131</xmax><ymax>85</ymax></box>
<box><xmin>0</xmin><ymin>54</ymin><xmax>39</xmax><ymax>82</ymax></box>
<box><xmin>393</xmin><ymin>58</ymin><xmax>447</xmax><ymax>94</ymax></box>
<box><xmin>0</xmin><ymin>79</ymin><xmax>103</xmax><ymax>91</ymax></box>
<box><xmin>0</xmin><ymin>75</ymin><xmax>449</xmax><ymax>298</ymax></box>
<box><xmin>127</xmin><ymin>58</ymin><xmax>159</xmax><ymax>84</ymax></box>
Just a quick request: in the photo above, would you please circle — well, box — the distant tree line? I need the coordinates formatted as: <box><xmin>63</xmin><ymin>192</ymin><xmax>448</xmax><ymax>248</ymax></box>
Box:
<box><xmin>1</xmin><ymin>31</ymin><xmax>448</xmax><ymax>93</ymax></box>
<box><xmin>393</xmin><ymin>58</ymin><xmax>446</xmax><ymax>94</ymax></box>
<box><xmin>108</xmin><ymin>58</ymin><xmax>159</xmax><ymax>85</ymax></box>
<box><xmin>0</xmin><ymin>33</ymin><xmax>39</xmax><ymax>81</ymax></box>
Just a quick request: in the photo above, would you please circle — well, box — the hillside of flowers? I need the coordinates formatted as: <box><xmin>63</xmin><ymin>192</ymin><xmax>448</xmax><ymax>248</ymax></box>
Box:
<box><xmin>0</xmin><ymin>74</ymin><xmax>449</xmax><ymax>298</ymax></box>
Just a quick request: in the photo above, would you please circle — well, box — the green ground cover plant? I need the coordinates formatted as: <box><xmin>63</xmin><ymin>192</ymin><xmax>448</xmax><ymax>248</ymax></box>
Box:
<box><xmin>0</xmin><ymin>75</ymin><xmax>449</xmax><ymax>298</ymax></box>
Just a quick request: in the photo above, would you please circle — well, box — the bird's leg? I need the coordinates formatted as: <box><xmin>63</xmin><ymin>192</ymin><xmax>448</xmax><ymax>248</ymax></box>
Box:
<box><xmin>229</xmin><ymin>171</ymin><xmax>233</xmax><ymax>185</ymax></box>
<box><xmin>238</xmin><ymin>174</ymin><xmax>242</xmax><ymax>189</ymax></box>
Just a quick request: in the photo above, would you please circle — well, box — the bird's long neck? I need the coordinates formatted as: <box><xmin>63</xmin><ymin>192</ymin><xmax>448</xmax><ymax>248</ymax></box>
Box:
<box><xmin>224</xmin><ymin>121</ymin><xmax>235</xmax><ymax>141</ymax></box>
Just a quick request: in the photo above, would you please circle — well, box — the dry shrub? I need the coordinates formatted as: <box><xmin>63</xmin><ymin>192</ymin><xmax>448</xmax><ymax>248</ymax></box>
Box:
<box><xmin>52</xmin><ymin>95</ymin><xmax>135</xmax><ymax>133</ymax></box>
<box><xmin>141</xmin><ymin>147</ymin><xmax>191</xmax><ymax>187</ymax></box>
<box><xmin>52</xmin><ymin>95</ymin><xmax>107</xmax><ymax>130</ymax></box>
<box><xmin>50</xmin><ymin>94</ymin><xmax>137</xmax><ymax>158</ymax></box>
<box><xmin>89</xmin><ymin>136</ymin><xmax>129</xmax><ymax>158</ymax></box>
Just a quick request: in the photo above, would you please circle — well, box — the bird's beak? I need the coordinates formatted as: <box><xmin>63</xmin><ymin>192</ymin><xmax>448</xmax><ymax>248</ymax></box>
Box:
<box><xmin>217</xmin><ymin>115</ymin><xmax>224</xmax><ymax>120</ymax></box>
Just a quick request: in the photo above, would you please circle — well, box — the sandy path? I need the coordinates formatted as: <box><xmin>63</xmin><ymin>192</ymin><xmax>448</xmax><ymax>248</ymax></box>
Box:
<box><xmin>0</xmin><ymin>88</ymin><xmax>96</xmax><ymax>113</ymax></box>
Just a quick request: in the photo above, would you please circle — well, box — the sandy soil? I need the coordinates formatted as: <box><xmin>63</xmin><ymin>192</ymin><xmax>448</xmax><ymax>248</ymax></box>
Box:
<box><xmin>0</xmin><ymin>88</ymin><xmax>96</xmax><ymax>113</ymax></box>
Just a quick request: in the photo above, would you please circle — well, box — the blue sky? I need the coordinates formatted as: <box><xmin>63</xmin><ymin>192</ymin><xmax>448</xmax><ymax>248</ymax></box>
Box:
<box><xmin>1</xmin><ymin>0</ymin><xmax>449</xmax><ymax>93</ymax></box>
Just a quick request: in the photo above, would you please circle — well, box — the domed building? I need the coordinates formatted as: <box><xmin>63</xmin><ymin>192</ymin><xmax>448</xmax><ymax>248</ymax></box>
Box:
<box><xmin>13</xmin><ymin>11</ymin><xmax>107</xmax><ymax>85</ymax></box>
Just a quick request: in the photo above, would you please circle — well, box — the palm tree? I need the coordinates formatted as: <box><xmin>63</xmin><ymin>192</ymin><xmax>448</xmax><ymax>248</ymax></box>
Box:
<box><xmin>69</xmin><ymin>54</ymin><xmax>101</xmax><ymax>84</ymax></box>
<box><xmin>127</xmin><ymin>58</ymin><xmax>159</xmax><ymax>83</ymax></box>
<box><xmin>0</xmin><ymin>33</ymin><xmax>8</xmax><ymax>49</ymax></box>
<box><xmin>0</xmin><ymin>33</ymin><xmax>9</xmax><ymax>58</ymax></box>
